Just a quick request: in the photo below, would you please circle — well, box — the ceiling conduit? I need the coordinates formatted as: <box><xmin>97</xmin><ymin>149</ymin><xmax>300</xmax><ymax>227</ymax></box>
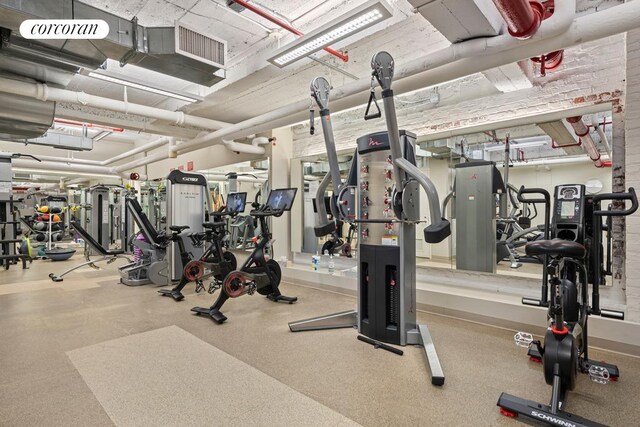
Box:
<box><xmin>492</xmin><ymin>0</ymin><xmax>544</xmax><ymax>39</ymax></box>
<box><xmin>493</xmin><ymin>0</ymin><xmax>563</xmax><ymax>75</ymax></box>
<box><xmin>8</xmin><ymin>0</ymin><xmax>640</xmax><ymax>175</ymax></box>
<box><xmin>566</xmin><ymin>116</ymin><xmax>604</xmax><ymax>168</ymax></box>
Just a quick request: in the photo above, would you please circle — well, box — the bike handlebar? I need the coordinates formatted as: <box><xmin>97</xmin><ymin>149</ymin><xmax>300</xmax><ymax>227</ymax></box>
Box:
<box><xmin>517</xmin><ymin>186</ymin><xmax>550</xmax><ymax>205</ymax></box>
<box><xmin>593</xmin><ymin>187</ymin><xmax>638</xmax><ymax>217</ymax></box>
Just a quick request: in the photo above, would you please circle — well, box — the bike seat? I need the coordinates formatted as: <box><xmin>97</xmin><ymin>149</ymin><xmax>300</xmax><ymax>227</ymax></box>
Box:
<box><xmin>525</xmin><ymin>239</ymin><xmax>586</xmax><ymax>259</ymax></box>
<box><xmin>169</xmin><ymin>225</ymin><xmax>190</xmax><ymax>233</ymax></box>
<box><xmin>202</xmin><ymin>221</ymin><xmax>226</xmax><ymax>229</ymax></box>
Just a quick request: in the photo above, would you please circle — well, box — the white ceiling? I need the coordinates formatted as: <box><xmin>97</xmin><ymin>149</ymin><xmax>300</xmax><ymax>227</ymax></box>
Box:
<box><xmin>23</xmin><ymin>0</ymin><xmax>626</xmax><ymax>150</ymax></box>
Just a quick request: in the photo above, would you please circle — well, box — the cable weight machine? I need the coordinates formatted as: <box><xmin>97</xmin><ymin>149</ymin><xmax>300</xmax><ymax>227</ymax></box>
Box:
<box><xmin>289</xmin><ymin>52</ymin><xmax>451</xmax><ymax>385</ymax></box>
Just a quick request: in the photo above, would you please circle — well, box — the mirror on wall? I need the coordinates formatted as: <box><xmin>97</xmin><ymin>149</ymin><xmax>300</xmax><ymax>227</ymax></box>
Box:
<box><xmin>417</xmin><ymin>109</ymin><xmax>613</xmax><ymax>279</ymax></box>
<box><xmin>301</xmin><ymin>154</ymin><xmax>357</xmax><ymax>258</ymax></box>
<box><xmin>294</xmin><ymin>106</ymin><xmax>614</xmax><ymax>282</ymax></box>
<box><xmin>197</xmin><ymin>159</ymin><xmax>270</xmax><ymax>251</ymax></box>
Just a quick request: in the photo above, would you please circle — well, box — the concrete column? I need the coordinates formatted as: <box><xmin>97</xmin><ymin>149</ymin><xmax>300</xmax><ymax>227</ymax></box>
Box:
<box><xmin>625</xmin><ymin>29</ymin><xmax>640</xmax><ymax>322</ymax></box>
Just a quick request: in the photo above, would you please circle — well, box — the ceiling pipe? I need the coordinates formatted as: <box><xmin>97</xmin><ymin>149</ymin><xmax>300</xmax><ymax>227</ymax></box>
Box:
<box><xmin>0</xmin><ymin>77</ymin><xmax>231</xmax><ymax>131</ymax></box>
<box><xmin>12</xmin><ymin>158</ymin><xmax>117</xmax><ymax>175</ymax></box>
<box><xmin>54</xmin><ymin>119</ymin><xmax>124</xmax><ymax>132</ymax></box>
<box><xmin>506</xmin><ymin>153</ymin><xmax>610</xmax><ymax>168</ymax></box>
<box><xmin>103</xmin><ymin>136</ymin><xmax>174</xmax><ymax>166</ymax></box>
<box><xmin>113</xmin><ymin>151</ymin><xmax>169</xmax><ymax>173</ymax></box>
<box><xmin>167</xmin><ymin>0</ymin><xmax>577</xmax><ymax>157</ymax></box>
<box><xmin>592</xmin><ymin>116</ymin><xmax>612</xmax><ymax>159</ymax></box>
<box><xmin>222</xmin><ymin>139</ymin><xmax>267</xmax><ymax>154</ymax></box>
<box><xmin>229</xmin><ymin>0</ymin><xmax>349</xmax><ymax>62</ymax></box>
<box><xmin>492</xmin><ymin>0</ymin><xmax>544</xmax><ymax>39</ymax></box>
<box><xmin>566</xmin><ymin>116</ymin><xmax>603</xmax><ymax>167</ymax></box>
<box><xmin>14</xmin><ymin>0</ymin><xmax>640</xmax><ymax>174</ymax></box>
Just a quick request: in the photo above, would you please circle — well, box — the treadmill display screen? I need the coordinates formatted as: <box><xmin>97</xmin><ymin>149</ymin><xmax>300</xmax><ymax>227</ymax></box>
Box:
<box><xmin>226</xmin><ymin>192</ymin><xmax>247</xmax><ymax>214</ymax></box>
<box><xmin>267</xmin><ymin>188</ymin><xmax>297</xmax><ymax>211</ymax></box>
<box><xmin>560</xmin><ymin>201</ymin><xmax>575</xmax><ymax>219</ymax></box>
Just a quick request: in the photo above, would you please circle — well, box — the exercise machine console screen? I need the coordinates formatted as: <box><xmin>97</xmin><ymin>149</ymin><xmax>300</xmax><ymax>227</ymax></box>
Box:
<box><xmin>267</xmin><ymin>188</ymin><xmax>297</xmax><ymax>211</ymax></box>
<box><xmin>226</xmin><ymin>192</ymin><xmax>247</xmax><ymax>214</ymax></box>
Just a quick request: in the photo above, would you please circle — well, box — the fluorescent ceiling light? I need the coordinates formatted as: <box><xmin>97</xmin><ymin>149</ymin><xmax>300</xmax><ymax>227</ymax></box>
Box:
<box><xmin>88</xmin><ymin>72</ymin><xmax>202</xmax><ymax>103</ymax></box>
<box><xmin>93</xmin><ymin>131</ymin><xmax>111</xmax><ymax>142</ymax></box>
<box><xmin>484</xmin><ymin>138</ymin><xmax>550</xmax><ymax>152</ymax></box>
<box><xmin>268</xmin><ymin>0</ymin><xmax>393</xmax><ymax>68</ymax></box>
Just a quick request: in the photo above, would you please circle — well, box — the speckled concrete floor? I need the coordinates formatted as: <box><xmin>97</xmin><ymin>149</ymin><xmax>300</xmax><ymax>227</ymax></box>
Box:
<box><xmin>1</xmin><ymin>255</ymin><xmax>639</xmax><ymax>426</ymax></box>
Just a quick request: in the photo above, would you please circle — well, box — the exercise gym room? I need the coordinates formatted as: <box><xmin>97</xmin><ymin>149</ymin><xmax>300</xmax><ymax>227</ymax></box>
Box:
<box><xmin>1</xmin><ymin>1</ymin><xmax>640</xmax><ymax>425</ymax></box>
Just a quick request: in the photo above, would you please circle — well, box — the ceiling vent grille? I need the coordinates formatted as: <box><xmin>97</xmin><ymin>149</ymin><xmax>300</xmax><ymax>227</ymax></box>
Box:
<box><xmin>176</xmin><ymin>23</ymin><xmax>226</xmax><ymax>69</ymax></box>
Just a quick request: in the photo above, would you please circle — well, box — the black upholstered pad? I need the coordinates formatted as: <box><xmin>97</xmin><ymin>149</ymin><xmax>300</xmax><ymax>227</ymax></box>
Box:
<box><xmin>525</xmin><ymin>239</ymin><xmax>586</xmax><ymax>259</ymax></box>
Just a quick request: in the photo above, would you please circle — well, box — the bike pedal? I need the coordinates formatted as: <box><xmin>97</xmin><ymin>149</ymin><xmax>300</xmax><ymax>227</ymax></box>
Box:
<box><xmin>514</xmin><ymin>332</ymin><xmax>534</xmax><ymax>348</ymax></box>
<box><xmin>588</xmin><ymin>365</ymin><xmax>610</xmax><ymax>384</ymax></box>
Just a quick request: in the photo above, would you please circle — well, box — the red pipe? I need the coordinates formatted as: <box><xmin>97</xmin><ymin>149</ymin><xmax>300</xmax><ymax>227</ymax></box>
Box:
<box><xmin>492</xmin><ymin>0</ymin><xmax>545</xmax><ymax>39</ymax></box>
<box><xmin>231</xmin><ymin>0</ymin><xmax>348</xmax><ymax>62</ymax></box>
<box><xmin>54</xmin><ymin>119</ymin><xmax>124</xmax><ymax>133</ymax></box>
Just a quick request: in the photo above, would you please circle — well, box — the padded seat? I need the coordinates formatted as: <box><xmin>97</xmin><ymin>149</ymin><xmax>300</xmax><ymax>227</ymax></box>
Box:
<box><xmin>525</xmin><ymin>239</ymin><xmax>586</xmax><ymax>259</ymax></box>
<box><xmin>169</xmin><ymin>225</ymin><xmax>190</xmax><ymax>233</ymax></box>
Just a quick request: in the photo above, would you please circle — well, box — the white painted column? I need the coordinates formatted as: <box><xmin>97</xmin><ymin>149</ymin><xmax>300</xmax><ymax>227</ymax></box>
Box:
<box><xmin>625</xmin><ymin>29</ymin><xmax>640</xmax><ymax>322</ymax></box>
<box><xmin>270</xmin><ymin>127</ymin><xmax>294</xmax><ymax>262</ymax></box>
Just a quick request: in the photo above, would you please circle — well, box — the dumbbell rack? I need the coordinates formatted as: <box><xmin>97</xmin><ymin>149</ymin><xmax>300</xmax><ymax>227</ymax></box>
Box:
<box><xmin>0</xmin><ymin>197</ymin><xmax>28</xmax><ymax>270</ymax></box>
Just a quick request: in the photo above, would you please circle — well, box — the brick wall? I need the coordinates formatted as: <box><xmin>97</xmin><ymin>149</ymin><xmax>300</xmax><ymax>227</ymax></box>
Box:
<box><xmin>625</xmin><ymin>29</ymin><xmax>640</xmax><ymax>322</ymax></box>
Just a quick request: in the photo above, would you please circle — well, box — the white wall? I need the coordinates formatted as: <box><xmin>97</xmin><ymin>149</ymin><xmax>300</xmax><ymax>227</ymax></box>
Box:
<box><xmin>269</xmin><ymin>127</ymin><xmax>294</xmax><ymax>261</ymax></box>
<box><xmin>507</xmin><ymin>162</ymin><xmax>612</xmax><ymax>197</ymax></box>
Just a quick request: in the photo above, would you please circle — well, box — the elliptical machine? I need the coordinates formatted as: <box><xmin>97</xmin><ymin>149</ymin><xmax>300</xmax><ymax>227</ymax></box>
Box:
<box><xmin>497</xmin><ymin>185</ymin><xmax>638</xmax><ymax>426</ymax></box>
<box><xmin>191</xmin><ymin>188</ymin><xmax>298</xmax><ymax>323</ymax></box>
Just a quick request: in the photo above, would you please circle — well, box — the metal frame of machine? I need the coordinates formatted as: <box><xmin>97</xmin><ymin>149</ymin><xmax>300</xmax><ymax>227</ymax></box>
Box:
<box><xmin>288</xmin><ymin>52</ymin><xmax>451</xmax><ymax>385</ymax></box>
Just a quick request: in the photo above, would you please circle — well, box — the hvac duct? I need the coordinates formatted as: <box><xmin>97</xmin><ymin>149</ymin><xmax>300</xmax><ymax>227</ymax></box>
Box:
<box><xmin>0</xmin><ymin>92</ymin><xmax>54</xmax><ymax>140</ymax></box>
<box><xmin>566</xmin><ymin>116</ymin><xmax>603</xmax><ymax>168</ymax></box>
<box><xmin>0</xmin><ymin>0</ymin><xmax>227</xmax><ymax>86</ymax></box>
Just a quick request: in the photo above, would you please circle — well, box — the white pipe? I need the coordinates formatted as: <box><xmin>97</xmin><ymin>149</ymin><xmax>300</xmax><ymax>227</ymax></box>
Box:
<box><xmin>592</xmin><ymin>117</ymin><xmax>613</xmax><ymax>159</ymax></box>
<box><xmin>12</xmin><ymin>159</ymin><xmax>117</xmax><ymax>175</ymax></box>
<box><xmin>104</xmin><ymin>136</ymin><xmax>173</xmax><ymax>166</ymax></box>
<box><xmin>36</xmin><ymin>155</ymin><xmax>104</xmax><ymax>166</ymax></box>
<box><xmin>113</xmin><ymin>151</ymin><xmax>169</xmax><ymax>173</ymax></box>
<box><xmin>506</xmin><ymin>154</ymin><xmax>610</xmax><ymax>168</ymax></box>
<box><xmin>567</xmin><ymin>116</ymin><xmax>603</xmax><ymax>167</ymax></box>
<box><xmin>222</xmin><ymin>139</ymin><xmax>267</xmax><ymax>154</ymax></box>
<box><xmin>13</xmin><ymin>0</ymin><xmax>640</xmax><ymax>172</ymax></box>
<box><xmin>0</xmin><ymin>78</ymin><xmax>231</xmax><ymax>130</ymax></box>
<box><xmin>171</xmin><ymin>0</ymin><xmax>578</xmax><ymax>155</ymax></box>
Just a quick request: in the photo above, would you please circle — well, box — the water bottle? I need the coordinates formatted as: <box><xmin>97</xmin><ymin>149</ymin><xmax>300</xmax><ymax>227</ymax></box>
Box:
<box><xmin>322</xmin><ymin>250</ymin><xmax>329</xmax><ymax>269</ymax></box>
<box><xmin>312</xmin><ymin>251</ymin><xmax>320</xmax><ymax>271</ymax></box>
<box><xmin>328</xmin><ymin>255</ymin><xmax>335</xmax><ymax>274</ymax></box>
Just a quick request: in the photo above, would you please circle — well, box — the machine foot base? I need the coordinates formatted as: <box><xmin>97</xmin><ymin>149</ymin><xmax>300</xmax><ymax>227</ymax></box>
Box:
<box><xmin>288</xmin><ymin>310</ymin><xmax>357</xmax><ymax>332</ymax></box>
<box><xmin>267</xmin><ymin>294</ymin><xmax>297</xmax><ymax>304</ymax></box>
<box><xmin>158</xmin><ymin>289</ymin><xmax>184</xmax><ymax>301</ymax></box>
<box><xmin>49</xmin><ymin>273</ymin><xmax>63</xmax><ymax>282</ymax></box>
<box><xmin>497</xmin><ymin>393</ymin><xmax>606</xmax><ymax>427</ymax></box>
<box><xmin>357</xmin><ymin>335</ymin><xmax>403</xmax><ymax>356</ymax></box>
<box><xmin>191</xmin><ymin>306</ymin><xmax>227</xmax><ymax>324</ymax></box>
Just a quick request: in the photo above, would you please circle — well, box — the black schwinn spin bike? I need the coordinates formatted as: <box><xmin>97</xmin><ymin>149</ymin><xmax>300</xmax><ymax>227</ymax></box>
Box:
<box><xmin>498</xmin><ymin>185</ymin><xmax>638</xmax><ymax>427</ymax></box>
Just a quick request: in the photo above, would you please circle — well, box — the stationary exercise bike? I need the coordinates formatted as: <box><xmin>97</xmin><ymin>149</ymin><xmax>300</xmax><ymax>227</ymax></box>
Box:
<box><xmin>498</xmin><ymin>185</ymin><xmax>638</xmax><ymax>426</ymax></box>
<box><xmin>191</xmin><ymin>188</ymin><xmax>298</xmax><ymax>323</ymax></box>
<box><xmin>158</xmin><ymin>194</ymin><xmax>247</xmax><ymax>301</ymax></box>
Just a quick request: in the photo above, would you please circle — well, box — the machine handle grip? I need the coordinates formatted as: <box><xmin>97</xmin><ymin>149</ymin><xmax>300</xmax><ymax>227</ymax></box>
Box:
<box><xmin>517</xmin><ymin>186</ymin><xmax>550</xmax><ymax>204</ymax></box>
<box><xmin>593</xmin><ymin>188</ymin><xmax>638</xmax><ymax>217</ymax></box>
